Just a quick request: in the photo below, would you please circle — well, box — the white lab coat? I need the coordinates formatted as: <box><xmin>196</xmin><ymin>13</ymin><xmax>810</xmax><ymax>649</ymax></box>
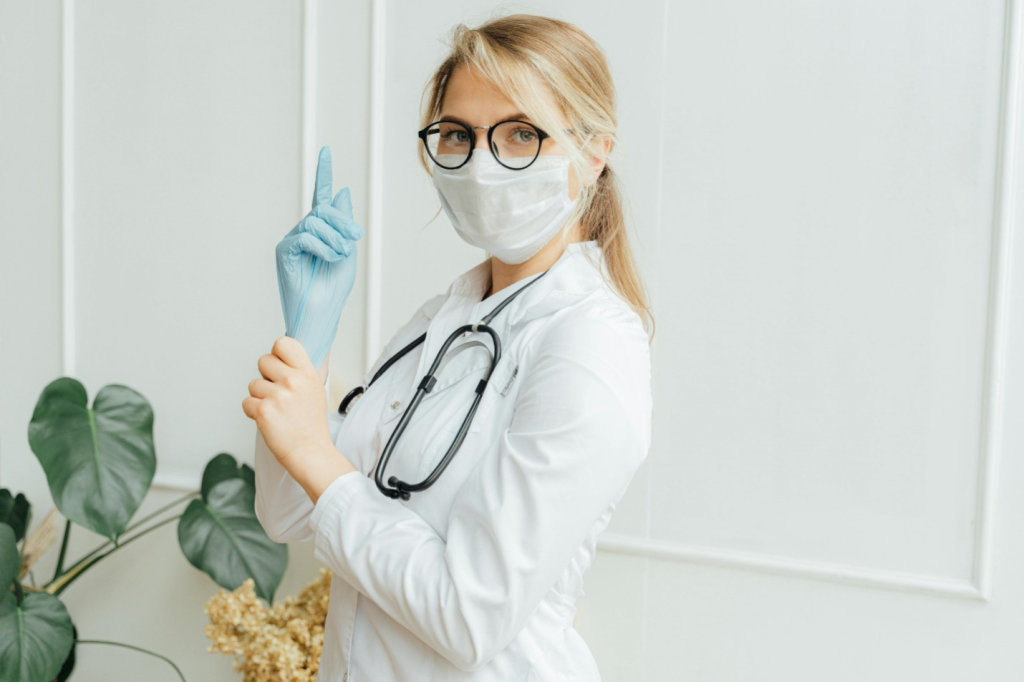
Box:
<box><xmin>254</xmin><ymin>239</ymin><xmax>653</xmax><ymax>681</ymax></box>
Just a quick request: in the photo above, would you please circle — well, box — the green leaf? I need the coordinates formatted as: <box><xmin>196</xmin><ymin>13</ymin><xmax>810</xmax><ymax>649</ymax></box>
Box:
<box><xmin>0</xmin><ymin>491</ymin><xmax>30</xmax><ymax>543</ymax></box>
<box><xmin>0</xmin><ymin>590</ymin><xmax>74</xmax><ymax>682</ymax></box>
<box><xmin>0</xmin><ymin>524</ymin><xmax>21</xmax><ymax>590</ymax></box>
<box><xmin>200</xmin><ymin>453</ymin><xmax>255</xmax><ymax>501</ymax></box>
<box><xmin>177</xmin><ymin>478</ymin><xmax>286</xmax><ymax>604</ymax></box>
<box><xmin>27</xmin><ymin>378</ymin><xmax>155</xmax><ymax>544</ymax></box>
<box><xmin>55</xmin><ymin>625</ymin><xmax>77</xmax><ymax>682</ymax></box>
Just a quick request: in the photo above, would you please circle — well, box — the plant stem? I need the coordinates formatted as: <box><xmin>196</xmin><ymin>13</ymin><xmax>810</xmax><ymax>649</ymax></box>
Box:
<box><xmin>74</xmin><ymin>639</ymin><xmax>187</xmax><ymax>681</ymax></box>
<box><xmin>51</xmin><ymin>515</ymin><xmax>182</xmax><ymax>597</ymax></box>
<box><xmin>123</xmin><ymin>490</ymin><xmax>200</xmax><ymax>535</ymax></box>
<box><xmin>50</xmin><ymin>490</ymin><xmax>199</xmax><ymax>585</ymax></box>
<box><xmin>53</xmin><ymin>518</ymin><xmax>71</xmax><ymax>582</ymax></box>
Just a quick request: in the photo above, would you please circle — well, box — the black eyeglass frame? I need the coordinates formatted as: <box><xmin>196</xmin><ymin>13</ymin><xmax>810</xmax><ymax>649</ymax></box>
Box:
<box><xmin>417</xmin><ymin>118</ymin><xmax>575</xmax><ymax>171</ymax></box>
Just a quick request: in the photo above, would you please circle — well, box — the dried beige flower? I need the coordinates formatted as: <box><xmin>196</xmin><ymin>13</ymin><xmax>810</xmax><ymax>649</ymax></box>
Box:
<box><xmin>20</xmin><ymin>508</ymin><xmax>61</xmax><ymax>579</ymax></box>
<box><xmin>203</xmin><ymin>569</ymin><xmax>332</xmax><ymax>681</ymax></box>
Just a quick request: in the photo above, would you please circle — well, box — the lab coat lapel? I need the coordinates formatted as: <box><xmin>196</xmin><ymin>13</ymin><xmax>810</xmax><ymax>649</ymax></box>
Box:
<box><xmin>410</xmin><ymin>259</ymin><xmax>491</xmax><ymax>392</ymax></box>
<box><xmin>502</xmin><ymin>240</ymin><xmax>608</xmax><ymax>329</ymax></box>
<box><xmin>409</xmin><ymin>240</ymin><xmax>608</xmax><ymax>395</ymax></box>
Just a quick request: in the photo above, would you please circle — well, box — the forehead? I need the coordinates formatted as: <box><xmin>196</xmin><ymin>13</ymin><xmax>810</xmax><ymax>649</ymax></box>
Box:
<box><xmin>440</xmin><ymin>63</ymin><xmax>559</xmax><ymax>124</ymax></box>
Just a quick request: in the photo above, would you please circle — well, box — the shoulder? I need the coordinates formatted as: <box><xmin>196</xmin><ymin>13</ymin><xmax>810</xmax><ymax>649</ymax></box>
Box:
<box><xmin>534</xmin><ymin>286</ymin><xmax>650</xmax><ymax>372</ymax></box>
<box><xmin>420</xmin><ymin>291</ymin><xmax>447</xmax><ymax>320</ymax></box>
<box><xmin>362</xmin><ymin>291</ymin><xmax>447</xmax><ymax>384</ymax></box>
<box><xmin>393</xmin><ymin>291</ymin><xmax>447</xmax><ymax>339</ymax></box>
<box><xmin>519</xmin><ymin>286</ymin><xmax>653</xmax><ymax>443</ymax></box>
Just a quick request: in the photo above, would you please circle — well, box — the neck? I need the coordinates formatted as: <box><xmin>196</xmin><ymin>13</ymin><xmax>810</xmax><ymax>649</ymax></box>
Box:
<box><xmin>486</xmin><ymin>223</ymin><xmax>583</xmax><ymax>300</ymax></box>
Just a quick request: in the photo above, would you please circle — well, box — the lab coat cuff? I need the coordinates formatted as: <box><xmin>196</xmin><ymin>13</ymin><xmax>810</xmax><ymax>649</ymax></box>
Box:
<box><xmin>308</xmin><ymin>470</ymin><xmax>364</xmax><ymax>532</ymax></box>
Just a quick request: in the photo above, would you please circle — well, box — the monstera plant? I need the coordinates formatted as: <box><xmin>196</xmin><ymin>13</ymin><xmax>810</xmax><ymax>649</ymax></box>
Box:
<box><xmin>0</xmin><ymin>377</ymin><xmax>288</xmax><ymax>682</ymax></box>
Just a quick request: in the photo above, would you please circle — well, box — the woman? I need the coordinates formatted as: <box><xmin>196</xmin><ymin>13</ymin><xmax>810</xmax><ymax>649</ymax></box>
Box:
<box><xmin>242</xmin><ymin>14</ymin><xmax>654</xmax><ymax>681</ymax></box>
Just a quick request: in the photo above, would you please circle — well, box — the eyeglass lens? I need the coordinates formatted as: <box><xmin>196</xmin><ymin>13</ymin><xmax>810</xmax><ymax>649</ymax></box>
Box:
<box><xmin>423</xmin><ymin>121</ymin><xmax>545</xmax><ymax>170</ymax></box>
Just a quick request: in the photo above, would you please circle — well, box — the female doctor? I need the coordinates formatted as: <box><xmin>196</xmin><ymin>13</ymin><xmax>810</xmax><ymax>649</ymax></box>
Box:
<box><xmin>242</xmin><ymin>14</ymin><xmax>654</xmax><ymax>682</ymax></box>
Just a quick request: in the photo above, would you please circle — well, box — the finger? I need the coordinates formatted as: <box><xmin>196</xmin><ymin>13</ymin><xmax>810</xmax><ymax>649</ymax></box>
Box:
<box><xmin>272</xmin><ymin>335</ymin><xmax>314</xmax><ymax>373</ymax></box>
<box><xmin>313</xmin><ymin>146</ymin><xmax>332</xmax><ymax>209</ymax></box>
<box><xmin>248</xmin><ymin>376</ymin><xmax>274</xmax><ymax>399</ymax></box>
<box><xmin>297</xmin><ymin>215</ymin><xmax>352</xmax><ymax>255</ymax></box>
<box><xmin>332</xmin><ymin>186</ymin><xmax>352</xmax><ymax>215</ymax></box>
<box><xmin>280</xmin><ymin>230</ymin><xmax>347</xmax><ymax>262</ymax></box>
<box><xmin>312</xmin><ymin>204</ymin><xmax>363</xmax><ymax>241</ymax></box>
<box><xmin>257</xmin><ymin>351</ymin><xmax>289</xmax><ymax>384</ymax></box>
<box><xmin>241</xmin><ymin>395</ymin><xmax>260</xmax><ymax>421</ymax></box>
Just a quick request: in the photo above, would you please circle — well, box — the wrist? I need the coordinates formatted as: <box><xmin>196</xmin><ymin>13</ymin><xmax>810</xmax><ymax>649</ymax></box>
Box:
<box><xmin>318</xmin><ymin>351</ymin><xmax>331</xmax><ymax>385</ymax></box>
<box><xmin>294</xmin><ymin>440</ymin><xmax>357</xmax><ymax>505</ymax></box>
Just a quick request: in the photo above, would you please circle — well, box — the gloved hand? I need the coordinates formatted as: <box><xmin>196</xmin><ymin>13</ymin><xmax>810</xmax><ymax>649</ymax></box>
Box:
<box><xmin>276</xmin><ymin>146</ymin><xmax>364</xmax><ymax>371</ymax></box>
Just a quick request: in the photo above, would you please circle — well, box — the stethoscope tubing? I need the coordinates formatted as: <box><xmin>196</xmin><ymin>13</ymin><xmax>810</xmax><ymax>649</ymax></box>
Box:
<box><xmin>338</xmin><ymin>267</ymin><xmax>552</xmax><ymax>499</ymax></box>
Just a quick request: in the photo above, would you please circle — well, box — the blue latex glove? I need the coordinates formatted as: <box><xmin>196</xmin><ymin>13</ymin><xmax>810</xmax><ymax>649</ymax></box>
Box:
<box><xmin>276</xmin><ymin>146</ymin><xmax>364</xmax><ymax>371</ymax></box>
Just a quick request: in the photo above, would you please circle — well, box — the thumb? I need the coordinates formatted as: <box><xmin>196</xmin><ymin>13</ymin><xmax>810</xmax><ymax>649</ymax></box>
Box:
<box><xmin>332</xmin><ymin>187</ymin><xmax>364</xmax><ymax>239</ymax></box>
<box><xmin>332</xmin><ymin>186</ymin><xmax>352</xmax><ymax>214</ymax></box>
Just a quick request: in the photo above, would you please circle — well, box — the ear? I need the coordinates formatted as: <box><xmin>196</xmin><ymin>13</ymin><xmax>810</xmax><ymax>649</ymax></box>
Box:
<box><xmin>588</xmin><ymin>134</ymin><xmax>613</xmax><ymax>185</ymax></box>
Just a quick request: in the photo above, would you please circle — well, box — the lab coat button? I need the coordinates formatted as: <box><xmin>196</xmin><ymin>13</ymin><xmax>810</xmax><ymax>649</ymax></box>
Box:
<box><xmin>391</xmin><ymin>400</ymin><xmax>401</xmax><ymax>410</ymax></box>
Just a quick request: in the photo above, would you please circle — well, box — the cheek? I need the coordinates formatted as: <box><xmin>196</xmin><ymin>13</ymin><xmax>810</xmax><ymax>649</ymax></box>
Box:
<box><xmin>568</xmin><ymin>163</ymin><xmax>579</xmax><ymax>200</ymax></box>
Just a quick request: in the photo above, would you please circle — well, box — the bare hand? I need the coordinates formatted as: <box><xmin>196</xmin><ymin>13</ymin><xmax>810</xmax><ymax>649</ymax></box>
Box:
<box><xmin>242</xmin><ymin>336</ymin><xmax>332</xmax><ymax>469</ymax></box>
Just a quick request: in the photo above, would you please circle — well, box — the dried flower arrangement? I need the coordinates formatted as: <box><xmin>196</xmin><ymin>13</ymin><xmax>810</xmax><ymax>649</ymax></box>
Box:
<box><xmin>204</xmin><ymin>568</ymin><xmax>333</xmax><ymax>681</ymax></box>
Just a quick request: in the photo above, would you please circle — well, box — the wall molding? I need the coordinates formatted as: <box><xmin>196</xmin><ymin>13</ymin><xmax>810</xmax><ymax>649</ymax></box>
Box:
<box><xmin>365</xmin><ymin>0</ymin><xmax>387</xmax><ymax>377</ymax></box>
<box><xmin>61</xmin><ymin>0</ymin><xmax>75</xmax><ymax>379</ymax></box>
<box><xmin>972</xmin><ymin>0</ymin><xmax>1022</xmax><ymax>602</ymax></box>
<box><xmin>300</xmin><ymin>0</ymin><xmax>317</xmax><ymax>217</ymax></box>
<box><xmin>600</xmin><ymin>0</ymin><xmax>1023</xmax><ymax>603</ymax></box>
<box><xmin>596</xmin><ymin>533</ymin><xmax>985</xmax><ymax>600</ymax></box>
<box><xmin>135</xmin><ymin>0</ymin><xmax>1019</xmax><ymax>604</ymax></box>
<box><xmin>147</xmin><ymin>1</ymin><xmax>316</xmax><ymax>492</ymax></box>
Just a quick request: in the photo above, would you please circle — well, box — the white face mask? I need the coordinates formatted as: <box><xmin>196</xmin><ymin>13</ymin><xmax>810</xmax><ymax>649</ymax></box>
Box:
<box><xmin>430</xmin><ymin>151</ymin><xmax>580</xmax><ymax>264</ymax></box>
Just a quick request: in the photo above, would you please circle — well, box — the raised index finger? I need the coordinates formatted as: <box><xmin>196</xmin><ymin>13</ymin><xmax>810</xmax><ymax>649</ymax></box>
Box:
<box><xmin>313</xmin><ymin>146</ymin><xmax>333</xmax><ymax>209</ymax></box>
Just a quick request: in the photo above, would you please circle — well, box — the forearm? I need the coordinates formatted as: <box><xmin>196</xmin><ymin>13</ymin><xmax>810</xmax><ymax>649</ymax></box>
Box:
<box><xmin>292</xmin><ymin>440</ymin><xmax>358</xmax><ymax>506</ymax></box>
<box><xmin>307</xmin><ymin>473</ymin><xmax>492</xmax><ymax>672</ymax></box>
<box><xmin>254</xmin><ymin>427</ymin><xmax>317</xmax><ymax>544</ymax></box>
<box><xmin>252</xmin><ymin>353</ymin><xmax>338</xmax><ymax>543</ymax></box>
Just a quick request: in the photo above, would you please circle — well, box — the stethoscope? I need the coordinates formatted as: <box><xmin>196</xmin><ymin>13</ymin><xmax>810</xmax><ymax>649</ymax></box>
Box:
<box><xmin>338</xmin><ymin>268</ymin><xmax>551</xmax><ymax>500</ymax></box>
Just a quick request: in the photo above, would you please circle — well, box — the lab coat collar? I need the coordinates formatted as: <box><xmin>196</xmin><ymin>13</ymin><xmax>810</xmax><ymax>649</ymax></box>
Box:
<box><xmin>443</xmin><ymin>239</ymin><xmax>608</xmax><ymax>327</ymax></box>
<box><xmin>407</xmin><ymin>240</ymin><xmax>610</xmax><ymax>393</ymax></box>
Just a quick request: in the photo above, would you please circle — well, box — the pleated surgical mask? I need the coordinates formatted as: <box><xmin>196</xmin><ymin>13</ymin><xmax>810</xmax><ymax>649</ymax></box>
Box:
<box><xmin>430</xmin><ymin>151</ymin><xmax>580</xmax><ymax>264</ymax></box>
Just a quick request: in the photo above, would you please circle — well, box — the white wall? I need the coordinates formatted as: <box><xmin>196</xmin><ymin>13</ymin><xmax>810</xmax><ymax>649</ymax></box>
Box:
<box><xmin>1</xmin><ymin>0</ymin><xmax>373</xmax><ymax>679</ymax></box>
<box><xmin>3</xmin><ymin>0</ymin><xmax>1024</xmax><ymax>680</ymax></box>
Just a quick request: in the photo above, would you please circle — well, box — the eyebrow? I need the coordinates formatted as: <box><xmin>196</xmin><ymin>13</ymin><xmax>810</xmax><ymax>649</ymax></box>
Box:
<box><xmin>438</xmin><ymin>112</ymin><xmax>534</xmax><ymax>126</ymax></box>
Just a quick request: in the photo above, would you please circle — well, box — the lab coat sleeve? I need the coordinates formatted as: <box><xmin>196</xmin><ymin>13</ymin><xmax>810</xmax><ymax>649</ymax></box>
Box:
<box><xmin>255</xmin><ymin>292</ymin><xmax>447</xmax><ymax>545</ymax></box>
<box><xmin>254</xmin><ymin>369</ymin><xmax>339</xmax><ymax>544</ymax></box>
<box><xmin>306</xmin><ymin>308</ymin><xmax>653</xmax><ymax>672</ymax></box>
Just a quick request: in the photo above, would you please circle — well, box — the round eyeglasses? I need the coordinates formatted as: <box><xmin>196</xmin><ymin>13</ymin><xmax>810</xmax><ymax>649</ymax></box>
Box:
<box><xmin>417</xmin><ymin>119</ymin><xmax>575</xmax><ymax>171</ymax></box>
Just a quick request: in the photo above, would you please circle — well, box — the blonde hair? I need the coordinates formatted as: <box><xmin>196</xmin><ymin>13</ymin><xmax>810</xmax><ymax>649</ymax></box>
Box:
<box><xmin>418</xmin><ymin>13</ymin><xmax>655</xmax><ymax>342</ymax></box>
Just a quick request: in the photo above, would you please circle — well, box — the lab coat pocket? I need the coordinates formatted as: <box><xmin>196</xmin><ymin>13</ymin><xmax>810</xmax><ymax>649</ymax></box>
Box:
<box><xmin>376</xmin><ymin>336</ymin><xmax>488</xmax><ymax>431</ymax></box>
<box><xmin>411</xmin><ymin>352</ymin><xmax>520</xmax><ymax>483</ymax></box>
<box><xmin>467</xmin><ymin>351</ymin><xmax>518</xmax><ymax>434</ymax></box>
<box><xmin>371</xmin><ymin>342</ymin><xmax>485</xmax><ymax>482</ymax></box>
<box><xmin>410</xmin><ymin>361</ymin><xmax>490</xmax><ymax>482</ymax></box>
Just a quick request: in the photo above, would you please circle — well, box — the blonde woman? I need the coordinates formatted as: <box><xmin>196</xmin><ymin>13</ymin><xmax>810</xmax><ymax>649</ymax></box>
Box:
<box><xmin>243</xmin><ymin>13</ymin><xmax>654</xmax><ymax>681</ymax></box>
